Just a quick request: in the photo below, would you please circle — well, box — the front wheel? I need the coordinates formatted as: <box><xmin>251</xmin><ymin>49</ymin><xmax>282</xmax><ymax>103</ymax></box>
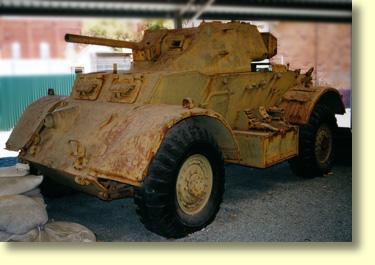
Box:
<box><xmin>289</xmin><ymin>104</ymin><xmax>337</xmax><ymax>178</ymax></box>
<box><xmin>134</xmin><ymin>120</ymin><xmax>225</xmax><ymax>238</ymax></box>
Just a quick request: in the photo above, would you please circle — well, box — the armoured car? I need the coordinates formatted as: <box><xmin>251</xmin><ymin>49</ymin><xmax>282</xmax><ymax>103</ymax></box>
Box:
<box><xmin>6</xmin><ymin>21</ymin><xmax>345</xmax><ymax>238</ymax></box>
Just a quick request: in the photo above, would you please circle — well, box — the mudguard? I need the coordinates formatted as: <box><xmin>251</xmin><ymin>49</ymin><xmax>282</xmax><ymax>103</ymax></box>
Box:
<box><xmin>7</xmin><ymin>99</ymin><xmax>238</xmax><ymax>198</ymax></box>
<box><xmin>6</xmin><ymin>96</ymin><xmax>66</xmax><ymax>151</ymax></box>
<box><xmin>279</xmin><ymin>85</ymin><xmax>345</xmax><ymax>125</ymax></box>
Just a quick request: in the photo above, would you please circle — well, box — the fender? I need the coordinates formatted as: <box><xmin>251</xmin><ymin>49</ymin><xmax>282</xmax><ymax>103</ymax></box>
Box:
<box><xmin>6</xmin><ymin>95</ymin><xmax>66</xmax><ymax>151</ymax></box>
<box><xmin>279</xmin><ymin>85</ymin><xmax>346</xmax><ymax>125</ymax></box>
<box><xmin>15</xmin><ymin>101</ymin><xmax>239</xmax><ymax>191</ymax></box>
<box><xmin>86</xmin><ymin>105</ymin><xmax>240</xmax><ymax>186</ymax></box>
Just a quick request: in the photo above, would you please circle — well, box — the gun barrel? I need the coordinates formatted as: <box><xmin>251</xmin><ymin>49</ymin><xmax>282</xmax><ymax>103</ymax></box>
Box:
<box><xmin>64</xmin><ymin>34</ymin><xmax>140</xmax><ymax>49</ymax></box>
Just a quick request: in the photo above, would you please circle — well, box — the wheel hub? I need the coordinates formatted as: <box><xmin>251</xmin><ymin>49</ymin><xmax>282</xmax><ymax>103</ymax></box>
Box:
<box><xmin>315</xmin><ymin>124</ymin><xmax>333</xmax><ymax>165</ymax></box>
<box><xmin>176</xmin><ymin>154</ymin><xmax>213</xmax><ymax>215</ymax></box>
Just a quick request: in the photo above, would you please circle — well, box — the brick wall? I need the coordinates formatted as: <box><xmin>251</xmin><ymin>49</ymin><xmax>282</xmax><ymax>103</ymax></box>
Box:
<box><xmin>0</xmin><ymin>18</ymin><xmax>82</xmax><ymax>59</ymax></box>
<box><xmin>270</xmin><ymin>22</ymin><xmax>351</xmax><ymax>106</ymax></box>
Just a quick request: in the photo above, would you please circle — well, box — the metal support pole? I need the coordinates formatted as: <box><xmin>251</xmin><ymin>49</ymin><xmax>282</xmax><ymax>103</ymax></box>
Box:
<box><xmin>174</xmin><ymin>11</ymin><xmax>182</xmax><ymax>29</ymax></box>
<box><xmin>314</xmin><ymin>23</ymin><xmax>319</xmax><ymax>85</ymax></box>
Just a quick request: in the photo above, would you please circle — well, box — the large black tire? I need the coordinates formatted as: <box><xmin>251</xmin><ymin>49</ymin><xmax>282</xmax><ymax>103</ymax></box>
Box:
<box><xmin>289</xmin><ymin>104</ymin><xmax>338</xmax><ymax>178</ymax></box>
<box><xmin>134</xmin><ymin>119</ymin><xmax>225</xmax><ymax>238</ymax></box>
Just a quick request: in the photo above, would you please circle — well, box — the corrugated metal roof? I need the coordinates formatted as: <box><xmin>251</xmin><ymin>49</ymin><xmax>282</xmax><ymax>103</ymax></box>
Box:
<box><xmin>0</xmin><ymin>0</ymin><xmax>351</xmax><ymax>22</ymax></box>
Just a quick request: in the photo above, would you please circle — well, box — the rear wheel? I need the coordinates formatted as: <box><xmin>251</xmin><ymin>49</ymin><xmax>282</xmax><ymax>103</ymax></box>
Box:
<box><xmin>289</xmin><ymin>104</ymin><xmax>337</xmax><ymax>178</ymax></box>
<box><xmin>134</xmin><ymin>119</ymin><xmax>225</xmax><ymax>238</ymax></box>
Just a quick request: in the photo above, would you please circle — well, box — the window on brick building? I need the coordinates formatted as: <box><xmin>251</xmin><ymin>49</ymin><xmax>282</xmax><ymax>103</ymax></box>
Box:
<box><xmin>40</xmin><ymin>42</ymin><xmax>50</xmax><ymax>59</ymax></box>
<box><xmin>65</xmin><ymin>43</ymin><xmax>75</xmax><ymax>58</ymax></box>
<box><xmin>11</xmin><ymin>42</ymin><xmax>21</xmax><ymax>59</ymax></box>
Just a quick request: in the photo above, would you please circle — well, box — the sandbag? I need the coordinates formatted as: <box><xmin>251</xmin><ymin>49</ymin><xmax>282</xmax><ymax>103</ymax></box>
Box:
<box><xmin>41</xmin><ymin>222</ymin><xmax>96</xmax><ymax>242</ymax></box>
<box><xmin>0</xmin><ymin>195</ymin><xmax>48</xmax><ymax>235</ymax></box>
<box><xmin>0</xmin><ymin>230</ymin><xmax>13</xmax><ymax>242</ymax></box>
<box><xmin>2</xmin><ymin>222</ymin><xmax>96</xmax><ymax>242</ymax></box>
<box><xmin>0</xmin><ymin>163</ymin><xmax>29</xmax><ymax>177</ymax></box>
<box><xmin>0</xmin><ymin>175</ymin><xmax>43</xmax><ymax>196</ymax></box>
<box><xmin>30</xmin><ymin>196</ymin><xmax>46</xmax><ymax>208</ymax></box>
<box><xmin>0</xmin><ymin>227</ymin><xmax>41</xmax><ymax>242</ymax></box>
<box><xmin>21</xmin><ymin>187</ymin><xmax>43</xmax><ymax>198</ymax></box>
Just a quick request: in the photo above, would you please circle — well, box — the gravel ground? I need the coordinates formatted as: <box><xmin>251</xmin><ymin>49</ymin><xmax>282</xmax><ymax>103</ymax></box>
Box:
<box><xmin>0</xmin><ymin>156</ymin><xmax>352</xmax><ymax>242</ymax></box>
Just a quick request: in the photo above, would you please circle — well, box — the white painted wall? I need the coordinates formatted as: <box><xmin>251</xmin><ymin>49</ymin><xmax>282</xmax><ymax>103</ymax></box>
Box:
<box><xmin>0</xmin><ymin>131</ymin><xmax>18</xmax><ymax>158</ymax></box>
<box><xmin>0</xmin><ymin>46</ymin><xmax>129</xmax><ymax>76</ymax></box>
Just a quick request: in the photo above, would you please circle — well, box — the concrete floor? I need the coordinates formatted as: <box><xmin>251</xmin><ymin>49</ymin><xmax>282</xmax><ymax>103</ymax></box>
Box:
<box><xmin>46</xmin><ymin>163</ymin><xmax>352</xmax><ymax>242</ymax></box>
<box><xmin>0</xmin><ymin>157</ymin><xmax>352</xmax><ymax>242</ymax></box>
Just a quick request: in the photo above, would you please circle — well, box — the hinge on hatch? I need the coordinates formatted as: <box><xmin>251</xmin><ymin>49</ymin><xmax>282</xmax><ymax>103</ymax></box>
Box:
<box><xmin>73</xmin><ymin>75</ymin><xmax>104</xmax><ymax>100</ymax></box>
<box><xmin>109</xmin><ymin>74</ymin><xmax>143</xmax><ymax>103</ymax></box>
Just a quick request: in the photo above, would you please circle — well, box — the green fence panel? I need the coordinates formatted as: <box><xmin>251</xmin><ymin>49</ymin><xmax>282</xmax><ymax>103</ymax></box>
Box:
<box><xmin>0</xmin><ymin>74</ymin><xmax>75</xmax><ymax>131</ymax></box>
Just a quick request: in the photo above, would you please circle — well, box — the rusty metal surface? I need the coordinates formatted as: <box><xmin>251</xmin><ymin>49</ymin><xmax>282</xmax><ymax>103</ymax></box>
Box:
<box><xmin>279</xmin><ymin>85</ymin><xmax>345</xmax><ymax>124</ymax></box>
<box><xmin>6</xmin><ymin>21</ymin><xmax>345</xmax><ymax>199</ymax></box>
<box><xmin>65</xmin><ymin>33</ymin><xmax>141</xmax><ymax>50</ymax></box>
<box><xmin>66</xmin><ymin>22</ymin><xmax>271</xmax><ymax>75</ymax></box>
<box><xmin>232</xmin><ymin>127</ymin><xmax>298</xmax><ymax>168</ymax></box>
<box><xmin>6</xmin><ymin>96</ymin><xmax>65</xmax><ymax>151</ymax></box>
<box><xmin>20</xmin><ymin>99</ymin><xmax>237</xmax><ymax>198</ymax></box>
